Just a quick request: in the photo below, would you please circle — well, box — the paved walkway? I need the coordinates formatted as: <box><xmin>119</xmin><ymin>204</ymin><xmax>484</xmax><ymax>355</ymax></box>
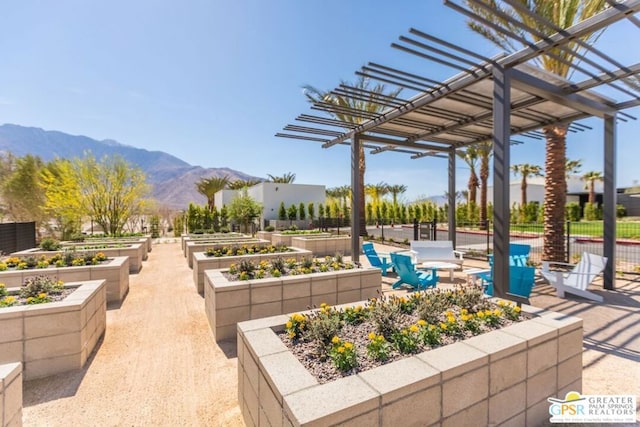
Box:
<box><xmin>22</xmin><ymin>241</ymin><xmax>243</xmax><ymax>426</ymax></box>
<box><xmin>21</xmin><ymin>240</ymin><xmax>639</xmax><ymax>425</ymax></box>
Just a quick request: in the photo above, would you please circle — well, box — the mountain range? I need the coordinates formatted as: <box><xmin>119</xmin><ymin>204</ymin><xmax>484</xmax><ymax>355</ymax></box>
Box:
<box><xmin>0</xmin><ymin>124</ymin><xmax>261</xmax><ymax>209</ymax></box>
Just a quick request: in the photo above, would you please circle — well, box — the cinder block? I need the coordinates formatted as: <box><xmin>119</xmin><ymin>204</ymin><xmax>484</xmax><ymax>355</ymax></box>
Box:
<box><xmin>260</xmin><ymin>371</ymin><xmax>284</xmax><ymax>427</ymax></box>
<box><xmin>525</xmin><ymin>396</ymin><xmax>552</xmax><ymax>427</ymax></box>
<box><xmin>215</xmin><ymin>325</ymin><xmax>238</xmax><ymax>342</ymax></box>
<box><xmin>282</xmin><ymin>297</ymin><xmax>311</xmax><ymax>315</ymax></box>
<box><xmin>282</xmin><ymin>280</ymin><xmax>311</xmax><ymax>300</ymax></box>
<box><xmin>465</xmin><ymin>330</ymin><xmax>526</xmax><ymax>362</ymax></box>
<box><xmin>251</xmin><ymin>285</ymin><xmax>282</xmax><ymax>305</ymax></box>
<box><xmin>558</xmin><ymin>353</ymin><xmax>582</xmax><ymax>389</ymax></box>
<box><xmin>442</xmin><ymin>366</ymin><xmax>488</xmax><ymax>417</ymax></box>
<box><xmin>526</xmin><ymin>366</ymin><xmax>557</xmax><ymax>407</ymax></box>
<box><xmin>528</xmin><ymin>338</ymin><xmax>558</xmax><ymax>377</ymax></box>
<box><xmin>490</xmin><ymin>351</ymin><xmax>526</xmax><ymax>396</ymax></box>
<box><xmin>489</xmin><ymin>382</ymin><xmax>525</xmax><ymax>425</ymax></box>
<box><xmin>25</xmin><ymin>352</ymin><xmax>82</xmax><ymax>380</ymax></box>
<box><xmin>216</xmin><ymin>289</ymin><xmax>250</xmax><ymax>309</ymax></box>
<box><xmin>442</xmin><ymin>399</ymin><xmax>487</xmax><ymax>427</ymax></box>
<box><xmin>497</xmin><ymin>411</ymin><xmax>526</xmax><ymax>427</ymax></box>
<box><xmin>337</xmin><ymin>289</ymin><xmax>361</xmax><ymax>305</ymax></box>
<box><xmin>558</xmin><ymin>328</ymin><xmax>583</xmax><ymax>362</ymax></box>
<box><xmin>337</xmin><ymin>273</ymin><xmax>361</xmax><ymax>291</ymax></box>
<box><xmin>418</xmin><ymin>342</ymin><xmax>488</xmax><ymax>381</ymax></box>
<box><xmin>216</xmin><ymin>306</ymin><xmax>251</xmax><ymax>327</ymax></box>
<box><xmin>25</xmin><ymin>332</ymin><xmax>81</xmax><ymax>361</ymax></box>
<box><xmin>3</xmin><ymin>370</ymin><xmax>22</xmax><ymax>424</ymax></box>
<box><xmin>335</xmin><ymin>409</ymin><xmax>379</xmax><ymax>426</ymax></box>
<box><xmin>311</xmin><ymin>276</ymin><xmax>337</xmax><ymax>295</ymax></box>
<box><xmin>24</xmin><ymin>310</ymin><xmax>81</xmax><ymax>339</ymax></box>
<box><xmin>244</xmin><ymin>351</ymin><xmax>259</xmax><ymax>394</ymax></box>
<box><xmin>0</xmin><ymin>317</ymin><xmax>23</xmax><ymax>344</ymax></box>
<box><xmin>251</xmin><ymin>301</ymin><xmax>282</xmax><ymax>320</ymax></box>
<box><xmin>360</xmin><ymin>286</ymin><xmax>380</xmax><ymax>301</ymax></box>
<box><xmin>381</xmin><ymin>385</ymin><xmax>440</xmax><ymax>427</ymax></box>
<box><xmin>311</xmin><ymin>293</ymin><xmax>337</xmax><ymax>308</ymax></box>
<box><xmin>243</xmin><ymin>372</ymin><xmax>259</xmax><ymax>427</ymax></box>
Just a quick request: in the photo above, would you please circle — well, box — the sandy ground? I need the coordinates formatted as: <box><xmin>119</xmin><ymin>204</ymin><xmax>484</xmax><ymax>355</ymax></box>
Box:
<box><xmin>22</xmin><ymin>240</ymin><xmax>243</xmax><ymax>427</ymax></box>
<box><xmin>22</xmin><ymin>240</ymin><xmax>639</xmax><ymax>426</ymax></box>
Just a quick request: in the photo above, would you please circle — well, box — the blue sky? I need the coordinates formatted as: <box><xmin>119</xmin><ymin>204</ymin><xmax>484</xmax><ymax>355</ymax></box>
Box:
<box><xmin>0</xmin><ymin>1</ymin><xmax>638</xmax><ymax>202</ymax></box>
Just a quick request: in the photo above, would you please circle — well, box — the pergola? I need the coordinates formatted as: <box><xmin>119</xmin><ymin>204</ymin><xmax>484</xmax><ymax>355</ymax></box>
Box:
<box><xmin>277</xmin><ymin>0</ymin><xmax>640</xmax><ymax>302</ymax></box>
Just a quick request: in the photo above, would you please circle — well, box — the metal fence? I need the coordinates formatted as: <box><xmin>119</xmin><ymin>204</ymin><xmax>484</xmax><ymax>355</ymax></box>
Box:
<box><xmin>365</xmin><ymin>219</ymin><xmax>640</xmax><ymax>273</ymax></box>
<box><xmin>0</xmin><ymin>222</ymin><xmax>36</xmax><ymax>255</ymax></box>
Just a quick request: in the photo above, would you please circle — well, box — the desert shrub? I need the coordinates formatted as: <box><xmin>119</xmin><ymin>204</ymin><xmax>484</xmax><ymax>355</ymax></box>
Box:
<box><xmin>19</xmin><ymin>276</ymin><xmax>64</xmax><ymax>299</ymax></box>
<box><xmin>416</xmin><ymin>290</ymin><xmax>451</xmax><ymax>324</ymax></box>
<box><xmin>565</xmin><ymin>202</ymin><xmax>581</xmax><ymax>221</ymax></box>
<box><xmin>304</xmin><ymin>304</ymin><xmax>342</xmax><ymax>353</ymax></box>
<box><xmin>369</xmin><ymin>294</ymin><xmax>402</xmax><ymax>339</ymax></box>
<box><xmin>40</xmin><ymin>238</ymin><xmax>62</xmax><ymax>251</ymax></box>
<box><xmin>264</xmin><ymin>225</ymin><xmax>275</xmax><ymax>232</ymax></box>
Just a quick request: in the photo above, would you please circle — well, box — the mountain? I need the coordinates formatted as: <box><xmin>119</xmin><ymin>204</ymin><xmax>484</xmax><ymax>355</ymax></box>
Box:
<box><xmin>0</xmin><ymin>124</ymin><xmax>261</xmax><ymax>209</ymax></box>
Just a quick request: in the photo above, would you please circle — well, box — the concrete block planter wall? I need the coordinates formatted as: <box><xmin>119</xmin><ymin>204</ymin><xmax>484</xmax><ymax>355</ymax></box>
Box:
<box><xmin>0</xmin><ymin>280</ymin><xmax>106</xmax><ymax>381</ymax></box>
<box><xmin>181</xmin><ymin>233</ymin><xmax>245</xmax><ymax>254</ymax></box>
<box><xmin>0</xmin><ymin>362</ymin><xmax>22</xmax><ymax>427</ymax></box>
<box><xmin>65</xmin><ymin>237</ymin><xmax>151</xmax><ymax>255</ymax></box>
<box><xmin>270</xmin><ymin>233</ymin><xmax>331</xmax><ymax>247</ymax></box>
<box><xmin>290</xmin><ymin>236</ymin><xmax>362</xmax><ymax>257</ymax></box>
<box><xmin>0</xmin><ymin>257</ymin><xmax>129</xmax><ymax>305</ymax></box>
<box><xmin>255</xmin><ymin>231</ymin><xmax>274</xmax><ymax>242</ymax></box>
<box><xmin>192</xmin><ymin>248</ymin><xmax>313</xmax><ymax>294</ymax></box>
<box><xmin>13</xmin><ymin>242</ymin><xmax>146</xmax><ymax>274</ymax></box>
<box><xmin>237</xmin><ymin>303</ymin><xmax>583</xmax><ymax>427</ymax></box>
<box><xmin>185</xmin><ymin>239</ymin><xmax>269</xmax><ymax>268</ymax></box>
<box><xmin>205</xmin><ymin>267</ymin><xmax>381</xmax><ymax>342</ymax></box>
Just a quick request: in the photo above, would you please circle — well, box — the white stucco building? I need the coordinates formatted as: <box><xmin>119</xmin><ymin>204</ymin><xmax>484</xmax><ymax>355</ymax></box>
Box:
<box><xmin>486</xmin><ymin>175</ymin><xmax>604</xmax><ymax>206</ymax></box>
<box><xmin>214</xmin><ymin>182</ymin><xmax>326</xmax><ymax>225</ymax></box>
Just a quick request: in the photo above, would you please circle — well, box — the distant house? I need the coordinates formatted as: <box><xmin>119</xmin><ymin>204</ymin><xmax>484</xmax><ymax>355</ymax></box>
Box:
<box><xmin>214</xmin><ymin>182</ymin><xmax>326</xmax><ymax>226</ymax></box>
<box><xmin>487</xmin><ymin>175</ymin><xmax>604</xmax><ymax>207</ymax></box>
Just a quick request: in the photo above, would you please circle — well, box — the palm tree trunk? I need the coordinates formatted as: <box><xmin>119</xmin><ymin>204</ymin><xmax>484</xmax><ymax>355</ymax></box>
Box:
<box><xmin>521</xmin><ymin>176</ymin><xmax>527</xmax><ymax>206</ymax></box>
<box><xmin>543</xmin><ymin>125</ymin><xmax>568</xmax><ymax>262</ymax></box>
<box><xmin>469</xmin><ymin>171</ymin><xmax>479</xmax><ymax>205</ymax></box>
<box><xmin>589</xmin><ymin>181</ymin><xmax>595</xmax><ymax>205</ymax></box>
<box><xmin>480</xmin><ymin>157</ymin><xmax>489</xmax><ymax>229</ymax></box>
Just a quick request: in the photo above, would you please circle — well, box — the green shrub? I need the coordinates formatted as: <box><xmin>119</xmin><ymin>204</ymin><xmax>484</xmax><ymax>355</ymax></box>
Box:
<box><xmin>278</xmin><ymin>202</ymin><xmax>287</xmax><ymax>221</ymax></box>
<box><xmin>566</xmin><ymin>202</ymin><xmax>581</xmax><ymax>221</ymax></box>
<box><xmin>298</xmin><ymin>202</ymin><xmax>306</xmax><ymax>220</ymax></box>
<box><xmin>287</xmin><ymin>204</ymin><xmax>298</xmax><ymax>221</ymax></box>
<box><xmin>40</xmin><ymin>238</ymin><xmax>61</xmax><ymax>251</ymax></box>
<box><xmin>19</xmin><ymin>276</ymin><xmax>64</xmax><ymax>299</ymax></box>
<box><xmin>617</xmin><ymin>204</ymin><xmax>627</xmax><ymax>218</ymax></box>
<box><xmin>584</xmin><ymin>203</ymin><xmax>601</xmax><ymax>221</ymax></box>
<box><xmin>264</xmin><ymin>225</ymin><xmax>275</xmax><ymax>232</ymax></box>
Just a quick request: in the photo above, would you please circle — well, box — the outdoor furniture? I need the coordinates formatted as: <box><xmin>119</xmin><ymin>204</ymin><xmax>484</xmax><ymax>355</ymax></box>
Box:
<box><xmin>410</xmin><ymin>240</ymin><xmax>464</xmax><ymax>264</ymax></box>
<box><xmin>417</xmin><ymin>261</ymin><xmax>459</xmax><ymax>281</ymax></box>
<box><xmin>479</xmin><ymin>265</ymin><xmax>536</xmax><ymax>299</ymax></box>
<box><xmin>390</xmin><ymin>252</ymin><xmax>439</xmax><ymax>290</ymax></box>
<box><xmin>540</xmin><ymin>252</ymin><xmax>606</xmax><ymax>302</ymax></box>
<box><xmin>488</xmin><ymin>243</ymin><xmax>532</xmax><ymax>267</ymax></box>
<box><xmin>362</xmin><ymin>242</ymin><xmax>393</xmax><ymax>276</ymax></box>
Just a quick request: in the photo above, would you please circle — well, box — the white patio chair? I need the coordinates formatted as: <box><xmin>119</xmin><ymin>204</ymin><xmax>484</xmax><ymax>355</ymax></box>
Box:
<box><xmin>540</xmin><ymin>252</ymin><xmax>607</xmax><ymax>302</ymax></box>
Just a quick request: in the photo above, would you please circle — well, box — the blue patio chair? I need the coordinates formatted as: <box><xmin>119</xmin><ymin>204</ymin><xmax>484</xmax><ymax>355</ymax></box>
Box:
<box><xmin>362</xmin><ymin>242</ymin><xmax>393</xmax><ymax>276</ymax></box>
<box><xmin>488</xmin><ymin>243</ymin><xmax>532</xmax><ymax>267</ymax></box>
<box><xmin>390</xmin><ymin>252</ymin><xmax>439</xmax><ymax>290</ymax></box>
<box><xmin>479</xmin><ymin>265</ymin><xmax>536</xmax><ymax>298</ymax></box>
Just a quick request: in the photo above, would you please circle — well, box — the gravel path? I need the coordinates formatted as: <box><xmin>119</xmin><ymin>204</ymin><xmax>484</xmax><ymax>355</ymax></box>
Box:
<box><xmin>22</xmin><ymin>241</ymin><xmax>243</xmax><ymax>426</ymax></box>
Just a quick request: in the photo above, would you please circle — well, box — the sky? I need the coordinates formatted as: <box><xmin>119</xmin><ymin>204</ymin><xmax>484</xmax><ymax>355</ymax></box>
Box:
<box><xmin>0</xmin><ymin>0</ymin><xmax>638</xmax><ymax>203</ymax></box>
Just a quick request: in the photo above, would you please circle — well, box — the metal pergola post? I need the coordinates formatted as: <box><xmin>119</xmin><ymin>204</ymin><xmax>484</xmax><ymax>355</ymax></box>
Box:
<box><xmin>448</xmin><ymin>148</ymin><xmax>456</xmax><ymax>246</ymax></box>
<box><xmin>603</xmin><ymin>114</ymin><xmax>617</xmax><ymax>290</ymax></box>
<box><xmin>351</xmin><ymin>133</ymin><xmax>361</xmax><ymax>263</ymax></box>
<box><xmin>492</xmin><ymin>66</ymin><xmax>511</xmax><ymax>301</ymax></box>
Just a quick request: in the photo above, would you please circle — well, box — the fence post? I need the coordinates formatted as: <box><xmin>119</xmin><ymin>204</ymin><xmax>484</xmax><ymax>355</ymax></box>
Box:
<box><xmin>381</xmin><ymin>220</ymin><xmax>385</xmax><ymax>240</ymax></box>
<box><xmin>432</xmin><ymin>218</ymin><xmax>437</xmax><ymax>241</ymax></box>
<box><xmin>413</xmin><ymin>218</ymin><xmax>419</xmax><ymax>241</ymax></box>
<box><xmin>566</xmin><ymin>220</ymin><xmax>571</xmax><ymax>263</ymax></box>
<box><xmin>486</xmin><ymin>220</ymin><xmax>491</xmax><ymax>255</ymax></box>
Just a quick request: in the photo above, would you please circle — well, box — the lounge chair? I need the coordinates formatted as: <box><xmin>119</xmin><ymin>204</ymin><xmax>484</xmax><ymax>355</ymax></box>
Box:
<box><xmin>480</xmin><ymin>265</ymin><xmax>536</xmax><ymax>298</ymax></box>
<box><xmin>390</xmin><ymin>252</ymin><xmax>439</xmax><ymax>290</ymax></box>
<box><xmin>362</xmin><ymin>242</ymin><xmax>393</xmax><ymax>276</ymax></box>
<box><xmin>540</xmin><ymin>252</ymin><xmax>606</xmax><ymax>302</ymax></box>
<box><xmin>488</xmin><ymin>243</ymin><xmax>531</xmax><ymax>267</ymax></box>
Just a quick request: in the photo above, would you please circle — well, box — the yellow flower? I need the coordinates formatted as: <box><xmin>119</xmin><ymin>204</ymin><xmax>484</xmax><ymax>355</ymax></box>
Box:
<box><xmin>477</xmin><ymin>311</ymin><xmax>485</xmax><ymax>318</ymax></box>
<box><xmin>355</xmin><ymin>305</ymin><xmax>362</xmax><ymax>312</ymax></box>
<box><xmin>368</xmin><ymin>332</ymin><xmax>376</xmax><ymax>340</ymax></box>
<box><xmin>440</xmin><ymin>323</ymin><xmax>448</xmax><ymax>330</ymax></box>
<box><xmin>514</xmin><ymin>306</ymin><xmax>521</xmax><ymax>313</ymax></box>
<box><xmin>417</xmin><ymin>319</ymin><xmax>427</xmax><ymax>326</ymax></box>
<box><xmin>344</xmin><ymin>342</ymin><xmax>353</xmax><ymax>350</ymax></box>
<box><xmin>447</xmin><ymin>315</ymin><xmax>456</xmax><ymax>323</ymax></box>
<box><xmin>409</xmin><ymin>325</ymin><xmax>419</xmax><ymax>333</ymax></box>
<box><xmin>0</xmin><ymin>283</ymin><xmax>5</xmax><ymax>289</ymax></box>
<box><xmin>461</xmin><ymin>308</ymin><xmax>468</xmax><ymax>315</ymax></box>
<box><xmin>484</xmin><ymin>309</ymin><xmax>492</xmax><ymax>316</ymax></box>
<box><xmin>461</xmin><ymin>314</ymin><xmax>469</xmax><ymax>322</ymax></box>
<box><xmin>498</xmin><ymin>301</ymin><xmax>506</xmax><ymax>306</ymax></box>
<box><xmin>38</xmin><ymin>293</ymin><xmax>47</xmax><ymax>299</ymax></box>
<box><xmin>493</xmin><ymin>309</ymin><xmax>502</xmax><ymax>316</ymax></box>
<box><xmin>26</xmin><ymin>297</ymin><xmax>34</xmax><ymax>303</ymax></box>
<box><xmin>3</xmin><ymin>296</ymin><xmax>15</xmax><ymax>303</ymax></box>
<box><xmin>288</xmin><ymin>331</ymin><xmax>295</xmax><ymax>338</ymax></box>
<box><xmin>285</xmin><ymin>321</ymin><xmax>293</xmax><ymax>329</ymax></box>
<box><xmin>377</xmin><ymin>335</ymin><xmax>385</xmax><ymax>342</ymax></box>
<box><xmin>337</xmin><ymin>346</ymin><xmax>345</xmax><ymax>353</ymax></box>
<box><xmin>445</xmin><ymin>310</ymin><xmax>453</xmax><ymax>317</ymax></box>
<box><xmin>331</xmin><ymin>336</ymin><xmax>340</xmax><ymax>344</ymax></box>
<box><xmin>320</xmin><ymin>303</ymin><xmax>328</xmax><ymax>309</ymax></box>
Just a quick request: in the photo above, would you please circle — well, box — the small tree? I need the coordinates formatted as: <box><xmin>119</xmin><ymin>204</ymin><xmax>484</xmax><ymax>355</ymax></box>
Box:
<box><xmin>307</xmin><ymin>202</ymin><xmax>315</xmax><ymax>220</ymax></box>
<box><xmin>227</xmin><ymin>189</ymin><xmax>263</xmax><ymax>234</ymax></box>
<box><xmin>211</xmin><ymin>206</ymin><xmax>220</xmax><ymax>232</ymax></box>
<box><xmin>299</xmin><ymin>202</ymin><xmax>306</xmax><ymax>220</ymax></box>
<box><xmin>287</xmin><ymin>204</ymin><xmax>298</xmax><ymax>221</ymax></box>
<box><xmin>150</xmin><ymin>215</ymin><xmax>160</xmax><ymax>238</ymax></box>
<box><xmin>278</xmin><ymin>202</ymin><xmax>287</xmax><ymax>220</ymax></box>
<box><xmin>318</xmin><ymin>203</ymin><xmax>324</xmax><ymax>218</ymax></box>
<box><xmin>220</xmin><ymin>205</ymin><xmax>228</xmax><ymax>228</ymax></box>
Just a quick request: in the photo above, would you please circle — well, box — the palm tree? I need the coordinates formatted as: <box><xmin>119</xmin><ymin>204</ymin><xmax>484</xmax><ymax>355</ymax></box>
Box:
<box><xmin>466</xmin><ymin>0</ymin><xmax>608</xmax><ymax>261</ymax></box>
<box><xmin>456</xmin><ymin>147</ymin><xmax>480</xmax><ymax>205</ymax></box>
<box><xmin>388</xmin><ymin>184</ymin><xmax>407</xmax><ymax>208</ymax></box>
<box><xmin>511</xmin><ymin>164</ymin><xmax>543</xmax><ymax>207</ymax></box>
<box><xmin>267</xmin><ymin>172</ymin><xmax>296</xmax><ymax>183</ymax></box>
<box><xmin>582</xmin><ymin>171</ymin><xmax>603</xmax><ymax>204</ymax></box>
<box><xmin>227</xmin><ymin>178</ymin><xmax>262</xmax><ymax>190</ymax></box>
<box><xmin>195</xmin><ymin>176</ymin><xmax>229</xmax><ymax>211</ymax></box>
<box><xmin>566</xmin><ymin>159</ymin><xmax>582</xmax><ymax>178</ymax></box>
<box><xmin>304</xmin><ymin>76</ymin><xmax>402</xmax><ymax>236</ymax></box>
<box><xmin>365</xmin><ymin>182</ymin><xmax>390</xmax><ymax>208</ymax></box>
<box><xmin>476</xmin><ymin>141</ymin><xmax>493</xmax><ymax>228</ymax></box>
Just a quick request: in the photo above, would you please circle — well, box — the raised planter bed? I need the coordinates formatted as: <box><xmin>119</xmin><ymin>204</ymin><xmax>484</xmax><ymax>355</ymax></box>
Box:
<box><xmin>65</xmin><ymin>236</ymin><xmax>151</xmax><ymax>256</ymax></box>
<box><xmin>12</xmin><ymin>242</ymin><xmax>145</xmax><ymax>274</ymax></box>
<box><xmin>271</xmin><ymin>232</ymin><xmax>331</xmax><ymax>247</ymax></box>
<box><xmin>192</xmin><ymin>248</ymin><xmax>313</xmax><ymax>294</ymax></box>
<box><xmin>181</xmin><ymin>233</ymin><xmax>245</xmax><ymax>254</ymax></box>
<box><xmin>205</xmin><ymin>267</ymin><xmax>381</xmax><ymax>342</ymax></box>
<box><xmin>0</xmin><ymin>362</ymin><xmax>22</xmax><ymax>427</ymax></box>
<box><xmin>290</xmin><ymin>235</ymin><xmax>361</xmax><ymax>257</ymax></box>
<box><xmin>0</xmin><ymin>257</ymin><xmax>129</xmax><ymax>305</ymax></box>
<box><xmin>237</xmin><ymin>302</ymin><xmax>583</xmax><ymax>427</ymax></box>
<box><xmin>0</xmin><ymin>280</ymin><xmax>106</xmax><ymax>381</ymax></box>
<box><xmin>255</xmin><ymin>231</ymin><xmax>274</xmax><ymax>242</ymax></box>
<box><xmin>185</xmin><ymin>239</ymin><xmax>268</xmax><ymax>268</ymax></box>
